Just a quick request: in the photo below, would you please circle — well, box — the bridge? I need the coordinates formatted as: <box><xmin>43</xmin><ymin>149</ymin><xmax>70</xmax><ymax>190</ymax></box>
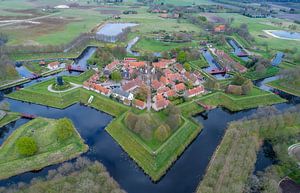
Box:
<box><xmin>67</xmin><ymin>65</ymin><xmax>86</xmax><ymax>72</ymax></box>
<box><xmin>21</xmin><ymin>113</ymin><xmax>37</xmax><ymax>119</ymax></box>
<box><xmin>197</xmin><ymin>102</ymin><xmax>215</xmax><ymax>111</ymax></box>
<box><xmin>209</xmin><ymin>68</ymin><xmax>227</xmax><ymax>75</ymax></box>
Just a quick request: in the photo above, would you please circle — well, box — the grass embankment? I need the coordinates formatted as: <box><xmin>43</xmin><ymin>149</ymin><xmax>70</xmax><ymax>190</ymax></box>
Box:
<box><xmin>197</xmin><ymin>88</ymin><xmax>285</xmax><ymax>111</ymax></box>
<box><xmin>0</xmin><ymin>112</ymin><xmax>21</xmax><ymax>128</ymax></box>
<box><xmin>0</xmin><ymin>117</ymin><xmax>88</xmax><ymax>180</ymax></box>
<box><xmin>267</xmin><ymin>79</ymin><xmax>300</xmax><ymax>97</ymax></box>
<box><xmin>6</xmin><ymin>71</ymin><xmax>129</xmax><ymax>116</ymax></box>
<box><xmin>106</xmin><ymin>114</ymin><xmax>201</xmax><ymax>181</ymax></box>
<box><xmin>244</xmin><ymin>66</ymin><xmax>280</xmax><ymax>80</ymax></box>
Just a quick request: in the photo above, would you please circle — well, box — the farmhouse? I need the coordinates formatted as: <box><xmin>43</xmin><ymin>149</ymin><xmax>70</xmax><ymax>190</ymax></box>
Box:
<box><xmin>214</xmin><ymin>25</ymin><xmax>225</xmax><ymax>32</ymax></box>
<box><xmin>47</xmin><ymin>61</ymin><xmax>60</xmax><ymax>70</ymax></box>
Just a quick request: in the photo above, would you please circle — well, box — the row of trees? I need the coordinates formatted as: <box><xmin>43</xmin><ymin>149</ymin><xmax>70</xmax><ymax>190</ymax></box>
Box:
<box><xmin>87</xmin><ymin>46</ymin><xmax>126</xmax><ymax>68</ymax></box>
<box><xmin>0</xmin><ymin>157</ymin><xmax>126</xmax><ymax>193</ymax></box>
<box><xmin>124</xmin><ymin>105</ymin><xmax>182</xmax><ymax>142</ymax></box>
<box><xmin>226</xmin><ymin>75</ymin><xmax>253</xmax><ymax>95</ymax></box>
<box><xmin>0</xmin><ymin>52</ymin><xmax>19</xmax><ymax>83</ymax></box>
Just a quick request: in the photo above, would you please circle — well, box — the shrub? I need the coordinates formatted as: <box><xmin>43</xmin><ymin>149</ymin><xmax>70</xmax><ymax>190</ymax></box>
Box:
<box><xmin>16</xmin><ymin>136</ymin><xmax>38</xmax><ymax>156</ymax></box>
<box><xmin>56</xmin><ymin>119</ymin><xmax>74</xmax><ymax>141</ymax></box>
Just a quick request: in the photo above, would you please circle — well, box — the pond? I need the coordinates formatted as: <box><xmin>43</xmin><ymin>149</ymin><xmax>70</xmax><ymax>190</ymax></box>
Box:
<box><xmin>96</xmin><ymin>23</ymin><xmax>138</xmax><ymax>42</ymax></box>
<box><xmin>265</xmin><ymin>30</ymin><xmax>300</xmax><ymax>40</ymax></box>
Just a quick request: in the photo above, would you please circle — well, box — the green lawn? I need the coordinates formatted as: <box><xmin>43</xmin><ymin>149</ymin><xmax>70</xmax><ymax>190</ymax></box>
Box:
<box><xmin>0</xmin><ymin>117</ymin><xmax>88</xmax><ymax>180</ymax></box>
<box><xmin>0</xmin><ymin>112</ymin><xmax>21</xmax><ymax>128</ymax></box>
<box><xmin>106</xmin><ymin>113</ymin><xmax>202</xmax><ymax>181</ymax></box>
<box><xmin>267</xmin><ymin>79</ymin><xmax>300</xmax><ymax>97</ymax></box>
<box><xmin>133</xmin><ymin>38</ymin><xmax>197</xmax><ymax>53</ymax></box>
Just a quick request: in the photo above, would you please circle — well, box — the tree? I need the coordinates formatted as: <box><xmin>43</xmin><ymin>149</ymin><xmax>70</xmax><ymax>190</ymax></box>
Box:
<box><xmin>16</xmin><ymin>136</ymin><xmax>38</xmax><ymax>156</ymax></box>
<box><xmin>177</xmin><ymin>51</ymin><xmax>187</xmax><ymax>64</ymax></box>
<box><xmin>134</xmin><ymin>116</ymin><xmax>153</xmax><ymax>140</ymax></box>
<box><xmin>166</xmin><ymin>114</ymin><xmax>181</xmax><ymax>131</ymax></box>
<box><xmin>135</xmin><ymin>85</ymin><xmax>148</xmax><ymax>101</ymax></box>
<box><xmin>124</xmin><ymin>112</ymin><xmax>138</xmax><ymax>130</ymax></box>
<box><xmin>242</xmin><ymin>80</ymin><xmax>253</xmax><ymax>95</ymax></box>
<box><xmin>154</xmin><ymin>124</ymin><xmax>171</xmax><ymax>142</ymax></box>
<box><xmin>183</xmin><ymin>62</ymin><xmax>191</xmax><ymax>72</ymax></box>
<box><xmin>111</xmin><ymin>71</ymin><xmax>122</xmax><ymax>82</ymax></box>
<box><xmin>56</xmin><ymin>119</ymin><xmax>74</xmax><ymax>141</ymax></box>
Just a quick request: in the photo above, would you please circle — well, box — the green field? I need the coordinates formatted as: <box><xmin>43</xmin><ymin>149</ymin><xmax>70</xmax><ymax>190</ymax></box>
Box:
<box><xmin>216</xmin><ymin>13</ymin><xmax>300</xmax><ymax>55</ymax></box>
<box><xmin>196</xmin><ymin>88</ymin><xmax>286</xmax><ymax>111</ymax></box>
<box><xmin>0</xmin><ymin>117</ymin><xmax>88</xmax><ymax>180</ymax></box>
<box><xmin>106</xmin><ymin>113</ymin><xmax>201</xmax><ymax>181</ymax></box>
<box><xmin>0</xmin><ymin>112</ymin><xmax>21</xmax><ymax>128</ymax></box>
<box><xmin>267</xmin><ymin>79</ymin><xmax>300</xmax><ymax>97</ymax></box>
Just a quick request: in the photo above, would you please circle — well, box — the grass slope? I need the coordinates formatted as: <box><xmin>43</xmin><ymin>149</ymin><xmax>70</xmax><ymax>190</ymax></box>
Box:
<box><xmin>106</xmin><ymin>114</ymin><xmax>201</xmax><ymax>181</ymax></box>
<box><xmin>197</xmin><ymin>88</ymin><xmax>286</xmax><ymax>111</ymax></box>
<box><xmin>0</xmin><ymin>112</ymin><xmax>21</xmax><ymax>128</ymax></box>
<box><xmin>0</xmin><ymin>117</ymin><xmax>88</xmax><ymax>180</ymax></box>
<box><xmin>267</xmin><ymin>79</ymin><xmax>300</xmax><ymax>97</ymax></box>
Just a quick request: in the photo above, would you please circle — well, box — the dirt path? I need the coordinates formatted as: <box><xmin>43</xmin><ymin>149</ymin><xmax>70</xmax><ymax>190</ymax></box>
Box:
<box><xmin>47</xmin><ymin>82</ymin><xmax>82</xmax><ymax>93</ymax></box>
<box><xmin>0</xmin><ymin>12</ymin><xmax>60</xmax><ymax>27</ymax></box>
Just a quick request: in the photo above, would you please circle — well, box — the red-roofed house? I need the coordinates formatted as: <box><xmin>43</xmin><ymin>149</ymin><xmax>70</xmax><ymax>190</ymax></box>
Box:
<box><xmin>105</xmin><ymin>60</ymin><xmax>120</xmax><ymax>72</ymax></box>
<box><xmin>151</xmin><ymin>80</ymin><xmax>163</xmax><ymax>90</ymax></box>
<box><xmin>160</xmin><ymin>76</ymin><xmax>170</xmax><ymax>85</ymax></box>
<box><xmin>122</xmin><ymin>78</ymin><xmax>142</xmax><ymax>92</ymax></box>
<box><xmin>133</xmin><ymin>99</ymin><xmax>146</xmax><ymax>110</ymax></box>
<box><xmin>91</xmin><ymin>83</ymin><xmax>111</xmax><ymax>96</ymax></box>
<box><xmin>129</xmin><ymin>61</ymin><xmax>146</xmax><ymax>69</ymax></box>
<box><xmin>157</xmin><ymin>86</ymin><xmax>170</xmax><ymax>94</ymax></box>
<box><xmin>174</xmin><ymin>83</ymin><xmax>186</xmax><ymax>92</ymax></box>
<box><xmin>152</xmin><ymin>98</ymin><xmax>169</xmax><ymax>111</ymax></box>
<box><xmin>214</xmin><ymin>25</ymin><xmax>225</xmax><ymax>32</ymax></box>
<box><xmin>184</xmin><ymin>72</ymin><xmax>200</xmax><ymax>86</ymax></box>
<box><xmin>185</xmin><ymin>85</ymin><xmax>204</xmax><ymax>98</ymax></box>
<box><xmin>153</xmin><ymin>59</ymin><xmax>176</xmax><ymax>69</ymax></box>
<box><xmin>124</xmin><ymin>58</ymin><xmax>137</xmax><ymax>62</ymax></box>
<box><xmin>164</xmin><ymin>90</ymin><xmax>176</xmax><ymax>98</ymax></box>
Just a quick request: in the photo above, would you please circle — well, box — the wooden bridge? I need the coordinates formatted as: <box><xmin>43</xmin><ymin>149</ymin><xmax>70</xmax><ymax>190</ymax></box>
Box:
<box><xmin>21</xmin><ymin>113</ymin><xmax>37</xmax><ymax>119</ymax></box>
<box><xmin>197</xmin><ymin>102</ymin><xmax>215</xmax><ymax>111</ymax></box>
<box><xmin>67</xmin><ymin>65</ymin><xmax>85</xmax><ymax>72</ymax></box>
<box><xmin>209</xmin><ymin>68</ymin><xmax>227</xmax><ymax>75</ymax></box>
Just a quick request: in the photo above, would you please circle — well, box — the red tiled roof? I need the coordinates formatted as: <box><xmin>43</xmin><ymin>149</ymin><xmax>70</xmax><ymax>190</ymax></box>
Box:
<box><xmin>122</xmin><ymin>78</ymin><xmax>142</xmax><ymax>92</ymax></box>
<box><xmin>129</xmin><ymin>61</ymin><xmax>146</xmax><ymax>68</ymax></box>
<box><xmin>165</xmin><ymin>90</ymin><xmax>176</xmax><ymax>97</ymax></box>
<box><xmin>133</xmin><ymin>99</ymin><xmax>146</xmax><ymax>109</ymax></box>
<box><xmin>48</xmin><ymin>61</ymin><xmax>60</xmax><ymax>67</ymax></box>
<box><xmin>93</xmin><ymin>83</ymin><xmax>110</xmax><ymax>95</ymax></box>
<box><xmin>152</xmin><ymin>80</ymin><xmax>163</xmax><ymax>90</ymax></box>
<box><xmin>214</xmin><ymin>25</ymin><xmax>225</xmax><ymax>32</ymax></box>
<box><xmin>160</xmin><ymin>76</ymin><xmax>169</xmax><ymax>85</ymax></box>
<box><xmin>157</xmin><ymin>86</ymin><xmax>170</xmax><ymax>94</ymax></box>
<box><xmin>174</xmin><ymin>83</ymin><xmax>186</xmax><ymax>91</ymax></box>
<box><xmin>156</xmin><ymin>98</ymin><xmax>169</xmax><ymax>109</ymax></box>
<box><xmin>186</xmin><ymin>86</ymin><xmax>204</xmax><ymax>97</ymax></box>
<box><xmin>106</xmin><ymin>60</ymin><xmax>120</xmax><ymax>71</ymax></box>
